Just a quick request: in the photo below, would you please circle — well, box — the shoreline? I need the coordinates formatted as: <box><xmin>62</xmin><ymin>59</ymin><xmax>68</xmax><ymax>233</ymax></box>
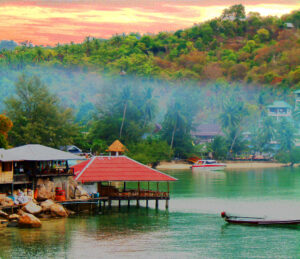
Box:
<box><xmin>156</xmin><ymin>161</ymin><xmax>288</xmax><ymax>170</ymax></box>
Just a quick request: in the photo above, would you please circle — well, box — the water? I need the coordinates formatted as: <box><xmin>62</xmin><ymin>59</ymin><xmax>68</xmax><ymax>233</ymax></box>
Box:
<box><xmin>2</xmin><ymin>167</ymin><xmax>300</xmax><ymax>258</ymax></box>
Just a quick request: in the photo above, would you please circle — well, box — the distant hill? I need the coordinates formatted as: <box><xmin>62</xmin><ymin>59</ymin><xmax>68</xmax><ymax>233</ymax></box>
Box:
<box><xmin>0</xmin><ymin>40</ymin><xmax>18</xmax><ymax>50</ymax></box>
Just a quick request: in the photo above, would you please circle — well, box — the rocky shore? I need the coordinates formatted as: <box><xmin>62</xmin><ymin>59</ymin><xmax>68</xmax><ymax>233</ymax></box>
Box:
<box><xmin>0</xmin><ymin>199</ymin><xmax>70</xmax><ymax>228</ymax></box>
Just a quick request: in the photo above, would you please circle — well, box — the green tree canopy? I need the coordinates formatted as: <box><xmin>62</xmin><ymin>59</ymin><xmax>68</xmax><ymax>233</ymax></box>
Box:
<box><xmin>5</xmin><ymin>74</ymin><xmax>78</xmax><ymax>147</ymax></box>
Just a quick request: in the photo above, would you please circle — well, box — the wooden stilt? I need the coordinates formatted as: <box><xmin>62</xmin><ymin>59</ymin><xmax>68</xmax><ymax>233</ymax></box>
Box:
<box><xmin>155</xmin><ymin>199</ymin><xmax>159</xmax><ymax>210</ymax></box>
<box><xmin>108</xmin><ymin>199</ymin><xmax>112</xmax><ymax>209</ymax></box>
<box><xmin>136</xmin><ymin>199</ymin><xmax>140</xmax><ymax>208</ymax></box>
<box><xmin>146</xmin><ymin>199</ymin><xmax>149</xmax><ymax>208</ymax></box>
<box><xmin>165</xmin><ymin>199</ymin><xmax>169</xmax><ymax>210</ymax></box>
<box><xmin>128</xmin><ymin>199</ymin><xmax>130</xmax><ymax>208</ymax></box>
<box><xmin>119</xmin><ymin>200</ymin><xmax>121</xmax><ymax>209</ymax></box>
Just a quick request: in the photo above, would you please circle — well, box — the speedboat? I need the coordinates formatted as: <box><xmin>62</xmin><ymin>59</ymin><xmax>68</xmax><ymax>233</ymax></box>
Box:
<box><xmin>191</xmin><ymin>160</ymin><xmax>226</xmax><ymax>171</ymax></box>
<box><xmin>221</xmin><ymin>211</ymin><xmax>300</xmax><ymax>225</ymax></box>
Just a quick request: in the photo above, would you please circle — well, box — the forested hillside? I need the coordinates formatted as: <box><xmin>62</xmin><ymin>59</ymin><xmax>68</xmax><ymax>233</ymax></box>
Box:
<box><xmin>0</xmin><ymin>5</ymin><xmax>299</xmax><ymax>87</ymax></box>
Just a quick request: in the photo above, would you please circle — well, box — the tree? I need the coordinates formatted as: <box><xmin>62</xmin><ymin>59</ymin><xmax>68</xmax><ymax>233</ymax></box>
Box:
<box><xmin>219</xmin><ymin>98</ymin><xmax>249</xmax><ymax>158</ymax></box>
<box><xmin>222</xmin><ymin>4</ymin><xmax>246</xmax><ymax>20</ymax></box>
<box><xmin>128</xmin><ymin>140</ymin><xmax>172</xmax><ymax>168</ymax></box>
<box><xmin>210</xmin><ymin>136</ymin><xmax>228</xmax><ymax>160</ymax></box>
<box><xmin>256</xmin><ymin>28</ymin><xmax>270</xmax><ymax>42</ymax></box>
<box><xmin>0</xmin><ymin>114</ymin><xmax>13</xmax><ymax>148</ymax></box>
<box><xmin>276</xmin><ymin>118</ymin><xmax>295</xmax><ymax>152</ymax></box>
<box><xmin>275</xmin><ymin>147</ymin><xmax>300</xmax><ymax>167</ymax></box>
<box><xmin>5</xmin><ymin>74</ymin><xmax>78</xmax><ymax>147</ymax></box>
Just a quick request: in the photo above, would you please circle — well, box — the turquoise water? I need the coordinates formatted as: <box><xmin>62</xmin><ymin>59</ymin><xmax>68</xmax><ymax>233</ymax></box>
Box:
<box><xmin>2</xmin><ymin>168</ymin><xmax>300</xmax><ymax>258</ymax></box>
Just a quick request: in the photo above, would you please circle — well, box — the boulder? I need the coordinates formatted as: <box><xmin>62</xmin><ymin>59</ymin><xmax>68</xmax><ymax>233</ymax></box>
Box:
<box><xmin>75</xmin><ymin>185</ymin><xmax>89</xmax><ymax>199</ymax></box>
<box><xmin>50</xmin><ymin>204</ymin><xmax>68</xmax><ymax>217</ymax></box>
<box><xmin>68</xmin><ymin>177</ymin><xmax>78</xmax><ymax>199</ymax></box>
<box><xmin>79</xmin><ymin>195</ymin><xmax>89</xmax><ymax>200</ymax></box>
<box><xmin>1</xmin><ymin>197</ymin><xmax>14</xmax><ymax>206</ymax></box>
<box><xmin>8</xmin><ymin>214</ymin><xmax>20</xmax><ymax>221</ymax></box>
<box><xmin>23</xmin><ymin>201</ymin><xmax>42</xmax><ymax>215</ymax></box>
<box><xmin>40</xmin><ymin>199</ymin><xmax>55</xmax><ymax>212</ymax></box>
<box><xmin>18</xmin><ymin>213</ymin><xmax>42</xmax><ymax>228</ymax></box>
<box><xmin>36</xmin><ymin>179</ymin><xmax>55</xmax><ymax>200</ymax></box>
<box><xmin>0</xmin><ymin>210</ymin><xmax>8</xmax><ymax>219</ymax></box>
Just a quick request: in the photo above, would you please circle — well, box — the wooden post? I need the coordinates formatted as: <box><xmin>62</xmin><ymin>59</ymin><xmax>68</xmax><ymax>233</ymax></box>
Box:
<box><xmin>167</xmin><ymin>182</ymin><xmax>170</xmax><ymax>194</ymax></box>
<box><xmin>155</xmin><ymin>199</ymin><xmax>159</xmax><ymax>210</ymax></box>
<box><xmin>165</xmin><ymin>199</ymin><xmax>169</xmax><ymax>210</ymax></box>
<box><xmin>136</xmin><ymin>199</ymin><xmax>140</xmax><ymax>208</ymax></box>
<box><xmin>146</xmin><ymin>199</ymin><xmax>149</xmax><ymax>208</ymax></box>
<box><xmin>118</xmin><ymin>200</ymin><xmax>121</xmax><ymax>209</ymax></box>
<box><xmin>128</xmin><ymin>199</ymin><xmax>130</xmax><ymax>208</ymax></box>
<box><xmin>138</xmin><ymin>182</ymin><xmax>140</xmax><ymax>195</ymax></box>
<box><xmin>108</xmin><ymin>199</ymin><xmax>112</xmax><ymax>209</ymax></box>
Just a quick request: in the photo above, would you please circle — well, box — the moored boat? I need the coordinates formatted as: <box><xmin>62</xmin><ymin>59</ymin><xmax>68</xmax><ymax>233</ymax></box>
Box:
<box><xmin>221</xmin><ymin>211</ymin><xmax>300</xmax><ymax>225</ymax></box>
<box><xmin>191</xmin><ymin>160</ymin><xmax>226</xmax><ymax>171</ymax></box>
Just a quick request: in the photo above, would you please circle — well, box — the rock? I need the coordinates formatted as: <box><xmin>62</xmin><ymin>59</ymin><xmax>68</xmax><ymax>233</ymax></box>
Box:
<box><xmin>1</xmin><ymin>197</ymin><xmax>14</xmax><ymax>206</ymax></box>
<box><xmin>37</xmin><ymin>179</ymin><xmax>55</xmax><ymax>201</ymax></box>
<box><xmin>40</xmin><ymin>199</ymin><xmax>55</xmax><ymax>212</ymax></box>
<box><xmin>8</xmin><ymin>214</ymin><xmax>20</xmax><ymax>221</ymax></box>
<box><xmin>0</xmin><ymin>210</ymin><xmax>8</xmax><ymax>219</ymax></box>
<box><xmin>79</xmin><ymin>195</ymin><xmax>89</xmax><ymax>200</ymax></box>
<box><xmin>50</xmin><ymin>204</ymin><xmax>68</xmax><ymax>217</ymax></box>
<box><xmin>18</xmin><ymin>209</ymin><xmax>25</xmax><ymax>216</ymax></box>
<box><xmin>18</xmin><ymin>213</ymin><xmax>42</xmax><ymax>228</ymax></box>
<box><xmin>23</xmin><ymin>201</ymin><xmax>42</xmax><ymax>215</ymax></box>
<box><xmin>68</xmin><ymin>177</ymin><xmax>78</xmax><ymax>199</ymax></box>
<box><xmin>75</xmin><ymin>185</ymin><xmax>88</xmax><ymax>199</ymax></box>
<box><xmin>66</xmin><ymin>209</ymin><xmax>75</xmax><ymax>215</ymax></box>
<box><xmin>38</xmin><ymin>213</ymin><xmax>52</xmax><ymax>219</ymax></box>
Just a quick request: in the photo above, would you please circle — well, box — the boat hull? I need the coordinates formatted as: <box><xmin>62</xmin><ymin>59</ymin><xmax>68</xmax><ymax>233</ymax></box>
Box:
<box><xmin>225</xmin><ymin>218</ymin><xmax>300</xmax><ymax>225</ymax></box>
<box><xmin>192</xmin><ymin>165</ymin><xmax>226</xmax><ymax>171</ymax></box>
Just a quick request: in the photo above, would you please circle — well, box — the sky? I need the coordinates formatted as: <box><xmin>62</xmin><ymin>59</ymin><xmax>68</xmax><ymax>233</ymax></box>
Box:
<box><xmin>0</xmin><ymin>0</ymin><xmax>299</xmax><ymax>46</ymax></box>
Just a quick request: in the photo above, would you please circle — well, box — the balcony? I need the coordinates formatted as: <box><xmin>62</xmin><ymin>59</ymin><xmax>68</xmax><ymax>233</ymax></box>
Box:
<box><xmin>34</xmin><ymin>167</ymin><xmax>75</xmax><ymax>178</ymax></box>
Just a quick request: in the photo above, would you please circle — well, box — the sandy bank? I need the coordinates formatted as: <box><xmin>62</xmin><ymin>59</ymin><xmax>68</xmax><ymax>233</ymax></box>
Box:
<box><xmin>156</xmin><ymin>161</ymin><xmax>287</xmax><ymax>170</ymax></box>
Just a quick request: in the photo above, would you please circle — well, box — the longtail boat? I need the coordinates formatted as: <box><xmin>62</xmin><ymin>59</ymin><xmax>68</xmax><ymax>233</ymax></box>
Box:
<box><xmin>221</xmin><ymin>211</ymin><xmax>300</xmax><ymax>225</ymax></box>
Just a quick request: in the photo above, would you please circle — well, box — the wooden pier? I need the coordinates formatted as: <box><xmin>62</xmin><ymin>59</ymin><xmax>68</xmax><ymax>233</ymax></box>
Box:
<box><xmin>58</xmin><ymin>191</ymin><xmax>170</xmax><ymax>213</ymax></box>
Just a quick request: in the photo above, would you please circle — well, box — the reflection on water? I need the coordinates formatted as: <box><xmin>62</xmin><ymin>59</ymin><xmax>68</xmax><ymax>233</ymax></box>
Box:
<box><xmin>2</xmin><ymin>168</ymin><xmax>300</xmax><ymax>258</ymax></box>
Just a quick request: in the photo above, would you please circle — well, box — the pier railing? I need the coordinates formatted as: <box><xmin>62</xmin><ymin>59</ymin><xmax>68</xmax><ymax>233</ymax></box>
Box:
<box><xmin>99</xmin><ymin>187</ymin><xmax>169</xmax><ymax>199</ymax></box>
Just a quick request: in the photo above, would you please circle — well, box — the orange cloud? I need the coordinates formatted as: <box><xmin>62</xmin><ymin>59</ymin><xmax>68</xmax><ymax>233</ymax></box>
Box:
<box><xmin>0</xmin><ymin>1</ymin><xmax>298</xmax><ymax>45</ymax></box>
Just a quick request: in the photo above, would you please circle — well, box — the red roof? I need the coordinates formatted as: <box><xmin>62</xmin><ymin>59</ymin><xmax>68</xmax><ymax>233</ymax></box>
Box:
<box><xmin>72</xmin><ymin>156</ymin><xmax>177</xmax><ymax>182</ymax></box>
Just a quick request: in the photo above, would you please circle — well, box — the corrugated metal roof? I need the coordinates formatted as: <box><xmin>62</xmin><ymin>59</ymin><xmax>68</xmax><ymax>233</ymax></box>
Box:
<box><xmin>72</xmin><ymin>156</ymin><xmax>177</xmax><ymax>182</ymax></box>
<box><xmin>1</xmin><ymin>144</ymin><xmax>84</xmax><ymax>162</ymax></box>
<box><xmin>267</xmin><ymin>101</ymin><xmax>292</xmax><ymax>109</ymax></box>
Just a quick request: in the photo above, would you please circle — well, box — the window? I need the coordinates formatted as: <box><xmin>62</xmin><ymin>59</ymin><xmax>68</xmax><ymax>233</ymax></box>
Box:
<box><xmin>2</xmin><ymin>162</ymin><xmax>12</xmax><ymax>172</ymax></box>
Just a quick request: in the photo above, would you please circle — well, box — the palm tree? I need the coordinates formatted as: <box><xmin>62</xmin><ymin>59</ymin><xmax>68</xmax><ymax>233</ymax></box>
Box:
<box><xmin>119</xmin><ymin>86</ymin><xmax>131</xmax><ymax>139</ymax></box>
<box><xmin>163</xmin><ymin>102</ymin><xmax>187</xmax><ymax>152</ymax></box>
<box><xmin>219</xmin><ymin>99</ymin><xmax>248</xmax><ymax>158</ymax></box>
<box><xmin>142</xmin><ymin>88</ymin><xmax>156</xmax><ymax>128</ymax></box>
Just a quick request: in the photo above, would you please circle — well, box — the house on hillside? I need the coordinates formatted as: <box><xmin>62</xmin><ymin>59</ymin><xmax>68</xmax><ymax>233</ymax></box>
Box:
<box><xmin>191</xmin><ymin>124</ymin><xmax>223</xmax><ymax>144</ymax></box>
<box><xmin>285</xmin><ymin>23</ymin><xmax>295</xmax><ymax>29</ymax></box>
<box><xmin>267</xmin><ymin>101</ymin><xmax>292</xmax><ymax>121</ymax></box>
<box><xmin>61</xmin><ymin>145</ymin><xmax>83</xmax><ymax>155</ymax></box>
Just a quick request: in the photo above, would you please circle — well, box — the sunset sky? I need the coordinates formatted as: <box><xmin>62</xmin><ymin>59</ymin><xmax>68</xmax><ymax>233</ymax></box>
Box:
<box><xmin>0</xmin><ymin>0</ymin><xmax>299</xmax><ymax>46</ymax></box>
